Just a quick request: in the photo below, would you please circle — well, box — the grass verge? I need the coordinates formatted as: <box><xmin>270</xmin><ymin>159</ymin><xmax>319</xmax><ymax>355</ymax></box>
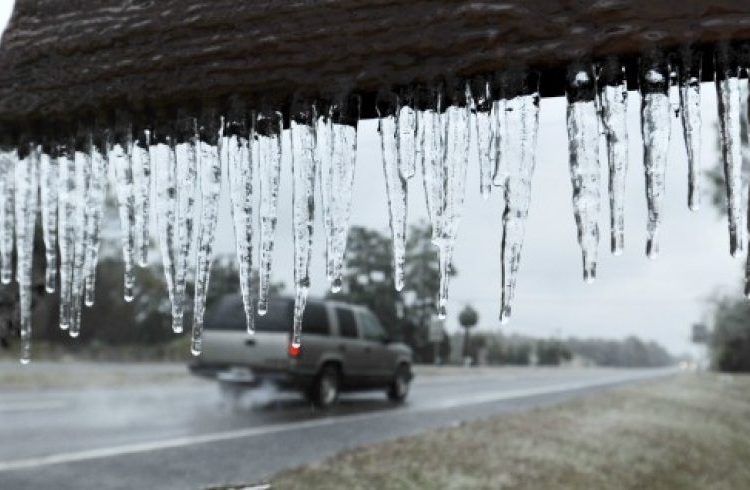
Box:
<box><xmin>272</xmin><ymin>373</ymin><xmax>750</xmax><ymax>490</ymax></box>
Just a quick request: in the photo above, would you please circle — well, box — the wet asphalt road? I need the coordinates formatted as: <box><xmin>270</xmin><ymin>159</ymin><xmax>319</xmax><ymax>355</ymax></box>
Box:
<box><xmin>0</xmin><ymin>365</ymin><xmax>676</xmax><ymax>489</ymax></box>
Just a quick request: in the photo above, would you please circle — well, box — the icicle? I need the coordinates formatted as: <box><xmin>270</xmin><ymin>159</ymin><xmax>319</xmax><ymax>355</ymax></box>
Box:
<box><xmin>111</xmin><ymin>118</ymin><xmax>137</xmax><ymax>301</ymax></box>
<box><xmin>152</xmin><ymin>133</ymin><xmax>182</xmax><ymax>333</ymax></box>
<box><xmin>83</xmin><ymin>131</ymin><xmax>109</xmax><ymax>306</ymax></box>
<box><xmin>39</xmin><ymin>149</ymin><xmax>58</xmax><ymax>292</ymax></box>
<box><xmin>132</xmin><ymin>130</ymin><xmax>151</xmax><ymax>266</ymax></box>
<box><xmin>378</xmin><ymin>92</ymin><xmax>408</xmax><ymax>292</ymax></box>
<box><xmin>471</xmin><ymin>77</ymin><xmax>496</xmax><ymax>199</ymax></box>
<box><xmin>69</xmin><ymin>133</ymin><xmax>92</xmax><ymax>337</ymax></box>
<box><xmin>716</xmin><ymin>48</ymin><xmax>744</xmax><ymax>257</ymax></box>
<box><xmin>15</xmin><ymin>144</ymin><xmax>38</xmax><ymax>363</ymax></box>
<box><xmin>256</xmin><ymin>109</ymin><xmax>283</xmax><ymax>316</ymax></box>
<box><xmin>226</xmin><ymin>104</ymin><xmax>255</xmax><ymax>333</ymax></box>
<box><xmin>599</xmin><ymin>59</ymin><xmax>629</xmax><ymax>255</ymax></box>
<box><xmin>679</xmin><ymin>50</ymin><xmax>702</xmax><ymax>212</ymax></box>
<box><xmin>397</xmin><ymin>95</ymin><xmax>417</xmax><ymax>180</ymax></box>
<box><xmin>497</xmin><ymin>73</ymin><xmax>540</xmax><ymax>324</ymax></box>
<box><xmin>290</xmin><ymin>101</ymin><xmax>317</xmax><ymax>348</ymax></box>
<box><xmin>566</xmin><ymin>65</ymin><xmax>600</xmax><ymax>282</ymax></box>
<box><xmin>320</xmin><ymin>96</ymin><xmax>359</xmax><ymax>292</ymax></box>
<box><xmin>0</xmin><ymin>149</ymin><xmax>15</xmax><ymax>284</ymax></box>
<box><xmin>422</xmin><ymin>83</ymin><xmax>470</xmax><ymax>318</ymax></box>
<box><xmin>191</xmin><ymin>113</ymin><xmax>222</xmax><ymax>356</ymax></box>
<box><xmin>640</xmin><ymin>54</ymin><xmax>671</xmax><ymax>259</ymax></box>
<box><xmin>57</xmin><ymin>142</ymin><xmax>76</xmax><ymax>330</ymax></box>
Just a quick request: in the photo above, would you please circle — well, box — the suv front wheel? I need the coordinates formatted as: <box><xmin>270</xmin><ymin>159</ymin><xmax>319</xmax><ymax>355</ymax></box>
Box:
<box><xmin>309</xmin><ymin>364</ymin><xmax>340</xmax><ymax>408</ymax></box>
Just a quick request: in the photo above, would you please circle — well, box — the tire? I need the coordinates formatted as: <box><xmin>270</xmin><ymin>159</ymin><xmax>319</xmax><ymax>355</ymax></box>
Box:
<box><xmin>309</xmin><ymin>364</ymin><xmax>340</xmax><ymax>409</ymax></box>
<box><xmin>387</xmin><ymin>364</ymin><xmax>411</xmax><ymax>403</ymax></box>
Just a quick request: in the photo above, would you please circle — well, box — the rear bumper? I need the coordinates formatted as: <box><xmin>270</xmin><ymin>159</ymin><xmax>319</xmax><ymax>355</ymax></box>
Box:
<box><xmin>188</xmin><ymin>362</ymin><xmax>315</xmax><ymax>391</ymax></box>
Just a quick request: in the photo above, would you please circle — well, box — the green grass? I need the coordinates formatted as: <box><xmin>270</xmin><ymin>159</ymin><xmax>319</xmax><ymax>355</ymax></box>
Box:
<box><xmin>272</xmin><ymin>373</ymin><xmax>750</xmax><ymax>490</ymax></box>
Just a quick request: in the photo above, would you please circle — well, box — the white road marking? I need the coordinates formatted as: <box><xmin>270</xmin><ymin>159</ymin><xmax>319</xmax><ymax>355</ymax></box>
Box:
<box><xmin>0</xmin><ymin>370</ymin><xmax>674</xmax><ymax>472</ymax></box>
<box><xmin>0</xmin><ymin>400</ymin><xmax>68</xmax><ymax>413</ymax></box>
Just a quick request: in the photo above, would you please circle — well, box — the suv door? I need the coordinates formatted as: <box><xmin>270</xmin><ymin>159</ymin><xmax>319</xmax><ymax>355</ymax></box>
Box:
<box><xmin>357</xmin><ymin>310</ymin><xmax>394</xmax><ymax>383</ymax></box>
<box><xmin>333</xmin><ymin>306</ymin><xmax>367</xmax><ymax>384</ymax></box>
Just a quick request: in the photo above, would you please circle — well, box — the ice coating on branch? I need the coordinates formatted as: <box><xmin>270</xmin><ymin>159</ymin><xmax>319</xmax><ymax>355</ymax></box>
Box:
<box><xmin>398</xmin><ymin>102</ymin><xmax>417</xmax><ymax>180</ymax></box>
<box><xmin>319</xmin><ymin>98</ymin><xmax>359</xmax><ymax>292</ymax></box>
<box><xmin>191</xmin><ymin>121</ymin><xmax>222</xmax><ymax>356</ymax></box>
<box><xmin>132</xmin><ymin>132</ymin><xmax>151</xmax><ymax>266</ymax></box>
<box><xmin>471</xmin><ymin>78</ymin><xmax>496</xmax><ymax>199</ymax></box>
<box><xmin>497</xmin><ymin>75</ymin><xmax>540</xmax><ymax>324</ymax></box>
<box><xmin>599</xmin><ymin>60</ymin><xmax>629</xmax><ymax>255</ymax></box>
<box><xmin>226</xmin><ymin>110</ymin><xmax>254</xmax><ymax>333</ymax></box>
<box><xmin>640</xmin><ymin>59</ymin><xmax>671</xmax><ymax>259</ymax></box>
<box><xmin>566</xmin><ymin>66</ymin><xmax>600</xmax><ymax>282</ymax></box>
<box><xmin>256</xmin><ymin>110</ymin><xmax>283</xmax><ymax>316</ymax></box>
<box><xmin>422</xmin><ymin>84</ymin><xmax>470</xmax><ymax>318</ymax></box>
<box><xmin>15</xmin><ymin>146</ymin><xmax>38</xmax><ymax>363</ymax></box>
<box><xmin>679</xmin><ymin>52</ymin><xmax>702</xmax><ymax>211</ymax></box>
<box><xmin>715</xmin><ymin>54</ymin><xmax>744</xmax><ymax>257</ymax></box>
<box><xmin>39</xmin><ymin>151</ymin><xmax>58</xmax><ymax>292</ymax></box>
<box><xmin>378</xmin><ymin>95</ymin><xmax>407</xmax><ymax>291</ymax></box>
<box><xmin>110</xmin><ymin>124</ymin><xmax>137</xmax><ymax>302</ymax></box>
<box><xmin>290</xmin><ymin>104</ymin><xmax>317</xmax><ymax>348</ymax></box>
<box><xmin>152</xmin><ymin>138</ymin><xmax>182</xmax><ymax>333</ymax></box>
<box><xmin>0</xmin><ymin>151</ymin><xmax>14</xmax><ymax>284</ymax></box>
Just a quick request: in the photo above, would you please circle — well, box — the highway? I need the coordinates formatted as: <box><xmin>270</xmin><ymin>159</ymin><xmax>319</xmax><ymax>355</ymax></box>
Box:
<box><xmin>0</xmin><ymin>364</ymin><xmax>676</xmax><ymax>489</ymax></box>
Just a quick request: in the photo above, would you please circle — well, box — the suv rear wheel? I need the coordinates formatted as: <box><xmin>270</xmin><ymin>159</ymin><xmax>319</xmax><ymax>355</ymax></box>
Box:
<box><xmin>309</xmin><ymin>364</ymin><xmax>340</xmax><ymax>408</ymax></box>
<box><xmin>387</xmin><ymin>364</ymin><xmax>411</xmax><ymax>403</ymax></box>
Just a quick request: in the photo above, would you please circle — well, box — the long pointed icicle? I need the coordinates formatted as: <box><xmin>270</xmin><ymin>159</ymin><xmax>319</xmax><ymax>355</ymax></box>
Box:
<box><xmin>132</xmin><ymin>130</ymin><xmax>152</xmax><ymax>266</ymax></box>
<box><xmin>679</xmin><ymin>50</ymin><xmax>702</xmax><ymax>212</ymax></box>
<box><xmin>640</xmin><ymin>54</ymin><xmax>671</xmax><ymax>259</ymax></box>
<box><xmin>290</xmin><ymin>101</ymin><xmax>317</xmax><ymax>348</ymax></box>
<box><xmin>226</xmin><ymin>104</ymin><xmax>255</xmax><ymax>333</ymax></box>
<box><xmin>566</xmin><ymin>65</ymin><xmax>601</xmax><ymax>282</ymax></box>
<box><xmin>716</xmin><ymin>49</ymin><xmax>744</xmax><ymax>257</ymax></box>
<box><xmin>422</xmin><ymin>83</ymin><xmax>471</xmax><ymax>318</ymax></box>
<box><xmin>70</xmin><ymin>132</ymin><xmax>92</xmax><ymax>337</ymax></box>
<box><xmin>57</xmin><ymin>142</ymin><xmax>76</xmax><ymax>331</ymax></box>
<box><xmin>15</xmin><ymin>144</ymin><xmax>38</xmax><ymax>363</ymax></box>
<box><xmin>39</xmin><ymin>149</ymin><xmax>58</xmax><ymax>292</ymax></box>
<box><xmin>256</xmin><ymin>110</ymin><xmax>283</xmax><ymax>316</ymax></box>
<box><xmin>152</xmin><ymin>132</ymin><xmax>182</xmax><ymax>333</ymax></box>
<box><xmin>83</xmin><ymin>131</ymin><xmax>110</xmax><ymax>306</ymax></box>
<box><xmin>378</xmin><ymin>92</ymin><xmax>408</xmax><ymax>292</ymax></box>
<box><xmin>111</xmin><ymin>118</ymin><xmax>137</xmax><ymax>301</ymax></box>
<box><xmin>397</xmin><ymin>94</ymin><xmax>417</xmax><ymax>180</ymax></box>
<box><xmin>471</xmin><ymin>77</ymin><xmax>496</xmax><ymax>199</ymax></box>
<box><xmin>599</xmin><ymin>59</ymin><xmax>629</xmax><ymax>255</ymax></box>
<box><xmin>0</xmin><ymin>150</ymin><xmax>14</xmax><ymax>284</ymax></box>
<box><xmin>498</xmin><ymin>73</ymin><xmax>541</xmax><ymax>324</ymax></box>
<box><xmin>321</xmin><ymin>97</ymin><xmax>359</xmax><ymax>292</ymax></box>
<box><xmin>191</xmin><ymin>114</ymin><xmax>222</xmax><ymax>356</ymax></box>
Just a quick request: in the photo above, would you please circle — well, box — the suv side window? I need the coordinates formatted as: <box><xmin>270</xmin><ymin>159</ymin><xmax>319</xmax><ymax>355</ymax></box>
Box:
<box><xmin>360</xmin><ymin>311</ymin><xmax>387</xmax><ymax>342</ymax></box>
<box><xmin>302</xmin><ymin>302</ymin><xmax>330</xmax><ymax>336</ymax></box>
<box><xmin>335</xmin><ymin>308</ymin><xmax>358</xmax><ymax>338</ymax></box>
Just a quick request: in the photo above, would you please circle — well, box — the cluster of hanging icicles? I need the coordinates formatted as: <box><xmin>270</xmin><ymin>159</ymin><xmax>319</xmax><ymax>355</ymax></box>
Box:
<box><xmin>1</xmin><ymin>45</ymin><xmax>749</xmax><ymax>363</ymax></box>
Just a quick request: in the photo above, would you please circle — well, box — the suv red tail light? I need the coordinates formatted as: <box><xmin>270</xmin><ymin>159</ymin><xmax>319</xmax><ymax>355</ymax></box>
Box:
<box><xmin>288</xmin><ymin>343</ymin><xmax>301</xmax><ymax>358</ymax></box>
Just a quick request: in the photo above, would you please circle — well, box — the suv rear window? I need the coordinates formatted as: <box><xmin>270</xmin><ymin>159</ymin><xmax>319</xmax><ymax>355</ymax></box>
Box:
<box><xmin>336</xmin><ymin>308</ymin><xmax>358</xmax><ymax>338</ymax></box>
<box><xmin>302</xmin><ymin>302</ymin><xmax>330</xmax><ymax>336</ymax></box>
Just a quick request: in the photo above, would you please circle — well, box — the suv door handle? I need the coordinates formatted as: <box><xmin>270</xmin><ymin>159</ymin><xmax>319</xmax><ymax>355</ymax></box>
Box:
<box><xmin>245</xmin><ymin>339</ymin><xmax>256</xmax><ymax>346</ymax></box>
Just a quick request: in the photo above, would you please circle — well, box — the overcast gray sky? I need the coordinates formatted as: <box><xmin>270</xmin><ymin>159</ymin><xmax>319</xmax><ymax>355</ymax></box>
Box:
<box><xmin>0</xmin><ymin>0</ymin><xmax>743</xmax><ymax>355</ymax></box>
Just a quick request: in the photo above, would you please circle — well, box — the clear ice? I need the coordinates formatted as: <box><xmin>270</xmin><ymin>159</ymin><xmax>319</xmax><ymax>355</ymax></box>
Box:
<box><xmin>0</xmin><ymin>150</ymin><xmax>14</xmax><ymax>285</ymax></box>
<box><xmin>640</xmin><ymin>62</ymin><xmax>671</xmax><ymax>259</ymax></box>
<box><xmin>679</xmin><ymin>55</ymin><xmax>702</xmax><ymax>212</ymax></box>
<box><xmin>599</xmin><ymin>61</ymin><xmax>629</xmax><ymax>255</ymax></box>
<box><xmin>256</xmin><ymin>110</ymin><xmax>283</xmax><ymax>316</ymax></box>
<box><xmin>191</xmin><ymin>130</ymin><xmax>222</xmax><ymax>356</ymax></box>
<box><xmin>566</xmin><ymin>67</ymin><xmax>601</xmax><ymax>282</ymax></box>
<box><xmin>132</xmin><ymin>132</ymin><xmax>152</xmax><ymax>266</ymax></box>
<box><xmin>716</xmin><ymin>60</ymin><xmax>744</xmax><ymax>257</ymax></box>
<box><xmin>472</xmin><ymin>79</ymin><xmax>496</xmax><ymax>199</ymax></box>
<box><xmin>39</xmin><ymin>151</ymin><xmax>58</xmax><ymax>292</ymax></box>
<box><xmin>398</xmin><ymin>103</ymin><xmax>417</xmax><ymax>180</ymax></box>
<box><xmin>110</xmin><ymin>128</ymin><xmax>137</xmax><ymax>301</ymax></box>
<box><xmin>290</xmin><ymin>107</ymin><xmax>317</xmax><ymax>348</ymax></box>
<box><xmin>83</xmin><ymin>138</ymin><xmax>109</xmax><ymax>306</ymax></box>
<box><xmin>15</xmin><ymin>146</ymin><xmax>38</xmax><ymax>363</ymax></box>
<box><xmin>497</xmin><ymin>82</ymin><xmax>540</xmax><ymax>323</ymax></box>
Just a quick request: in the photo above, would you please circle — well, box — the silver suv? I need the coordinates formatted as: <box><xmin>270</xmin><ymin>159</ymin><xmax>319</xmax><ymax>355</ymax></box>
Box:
<box><xmin>190</xmin><ymin>295</ymin><xmax>414</xmax><ymax>408</ymax></box>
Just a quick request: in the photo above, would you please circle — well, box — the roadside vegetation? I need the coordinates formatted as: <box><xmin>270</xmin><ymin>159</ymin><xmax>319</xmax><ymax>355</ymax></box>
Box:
<box><xmin>273</xmin><ymin>373</ymin><xmax>750</xmax><ymax>490</ymax></box>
